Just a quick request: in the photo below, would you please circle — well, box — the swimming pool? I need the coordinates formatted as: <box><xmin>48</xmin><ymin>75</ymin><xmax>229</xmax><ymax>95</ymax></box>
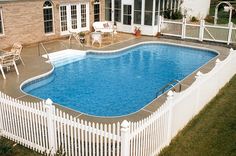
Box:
<box><xmin>22</xmin><ymin>43</ymin><xmax>217</xmax><ymax>117</ymax></box>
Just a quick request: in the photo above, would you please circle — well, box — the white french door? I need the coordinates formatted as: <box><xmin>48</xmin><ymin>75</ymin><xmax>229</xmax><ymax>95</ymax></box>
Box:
<box><xmin>60</xmin><ymin>3</ymin><xmax>90</xmax><ymax>35</ymax></box>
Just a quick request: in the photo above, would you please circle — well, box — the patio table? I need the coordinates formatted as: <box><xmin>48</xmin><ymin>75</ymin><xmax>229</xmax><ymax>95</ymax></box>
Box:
<box><xmin>101</xmin><ymin>29</ymin><xmax>114</xmax><ymax>39</ymax></box>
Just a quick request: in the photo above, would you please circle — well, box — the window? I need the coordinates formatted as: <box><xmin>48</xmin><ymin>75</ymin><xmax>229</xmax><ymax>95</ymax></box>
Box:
<box><xmin>60</xmin><ymin>6</ymin><xmax>68</xmax><ymax>32</ymax></box>
<box><xmin>43</xmin><ymin>1</ymin><xmax>54</xmax><ymax>33</ymax></box>
<box><xmin>105</xmin><ymin>0</ymin><xmax>112</xmax><ymax>21</ymax></box>
<box><xmin>145</xmin><ymin>0</ymin><xmax>153</xmax><ymax>25</ymax></box>
<box><xmin>0</xmin><ymin>10</ymin><xmax>3</xmax><ymax>35</ymax></box>
<box><xmin>71</xmin><ymin>5</ymin><xmax>77</xmax><ymax>29</ymax></box>
<box><xmin>155</xmin><ymin>0</ymin><xmax>160</xmax><ymax>25</ymax></box>
<box><xmin>81</xmin><ymin>4</ymin><xmax>87</xmax><ymax>28</ymax></box>
<box><xmin>94</xmin><ymin>0</ymin><xmax>100</xmax><ymax>22</ymax></box>
<box><xmin>114</xmin><ymin>0</ymin><xmax>121</xmax><ymax>22</ymax></box>
<box><xmin>123</xmin><ymin>5</ymin><xmax>132</xmax><ymax>25</ymax></box>
<box><xmin>134</xmin><ymin>0</ymin><xmax>142</xmax><ymax>24</ymax></box>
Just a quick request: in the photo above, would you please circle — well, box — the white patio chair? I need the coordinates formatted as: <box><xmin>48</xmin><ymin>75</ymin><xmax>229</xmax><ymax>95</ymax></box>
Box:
<box><xmin>11</xmin><ymin>42</ymin><xmax>24</xmax><ymax>65</ymax></box>
<box><xmin>0</xmin><ymin>52</ymin><xmax>19</xmax><ymax>79</ymax></box>
<box><xmin>91</xmin><ymin>32</ymin><xmax>102</xmax><ymax>47</ymax></box>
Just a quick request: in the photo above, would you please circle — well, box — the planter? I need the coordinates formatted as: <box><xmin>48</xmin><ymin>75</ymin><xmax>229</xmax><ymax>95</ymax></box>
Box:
<box><xmin>135</xmin><ymin>31</ymin><xmax>141</xmax><ymax>37</ymax></box>
<box><xmin>80</xmin><ymin>37</ymin><xmax>85</xmax><ymax>44</ymax></box>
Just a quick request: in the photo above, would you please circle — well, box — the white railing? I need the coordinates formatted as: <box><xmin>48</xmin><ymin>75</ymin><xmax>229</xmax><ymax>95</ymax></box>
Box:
<box><xmin>0</xmin><ymin>49</ymin><xmax>236</xmax><ymax>155</ymax></box>
<box><xmin>160</xmin><ymin>16</ymin><xmax>236</xmax><ymax>45</ymax></box>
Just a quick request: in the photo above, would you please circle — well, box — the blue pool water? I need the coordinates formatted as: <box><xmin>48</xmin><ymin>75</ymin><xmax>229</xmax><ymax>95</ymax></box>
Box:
<box><xmin>22</xmin><ymin>44</ymin><xmax>217</xmax><ymax>117</ymax></box>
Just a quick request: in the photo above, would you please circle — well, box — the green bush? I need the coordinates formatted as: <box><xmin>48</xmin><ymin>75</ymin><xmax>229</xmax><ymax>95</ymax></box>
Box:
<box><xmin>163</xmin><ymin>10</ymin><xmax>183</xmax><ymax>20</ymax></box>
<box><xmin>205</xmin><ymin>15</ymin><xmax>214</xmax><ymax>23</ymax></box>
<box><xmin>172</xmin><ymin>11</ymin><xmax>183</xmax><ymax>20</ymax></box>
<box><xmin>190</xmin><ymin>16</ymin><xmax>198</xmax><ymax>22</ymax></box>
<box><xmin>164</xmin><ymin>10</ymin><xmax>171</xmax><ymax>19</ymax></box>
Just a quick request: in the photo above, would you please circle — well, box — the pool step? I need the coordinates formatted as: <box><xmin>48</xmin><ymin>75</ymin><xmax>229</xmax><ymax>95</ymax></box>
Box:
<box><xmin>42</xmin><ymin>49</ymin><xmax>87</xmax><ymax>67</ymax></box>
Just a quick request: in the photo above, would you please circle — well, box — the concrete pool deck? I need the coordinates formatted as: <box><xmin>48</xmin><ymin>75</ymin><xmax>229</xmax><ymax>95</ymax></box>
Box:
<box><xmin>0</xmin><ymin>35</ymin><xmax>230</xmax><ymax>124</ymax></box>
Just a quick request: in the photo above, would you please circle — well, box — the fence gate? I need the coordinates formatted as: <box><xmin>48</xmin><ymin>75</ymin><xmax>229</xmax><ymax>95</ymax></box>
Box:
<box><xmin>160</xmin><ymin>16</ymin><xmax>236</xmax><ymax>45</ymax></box>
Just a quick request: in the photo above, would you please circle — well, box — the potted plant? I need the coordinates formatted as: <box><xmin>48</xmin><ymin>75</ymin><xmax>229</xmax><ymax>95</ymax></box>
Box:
<box><xmin>134</xmin><ymin>26</ymin><xmax>141</xmax><ymax>37</ymax></box>
<box><xmin>79</xmin><ymin>31</ymin><xmax>86</xmax><ymax>43</ymax></box>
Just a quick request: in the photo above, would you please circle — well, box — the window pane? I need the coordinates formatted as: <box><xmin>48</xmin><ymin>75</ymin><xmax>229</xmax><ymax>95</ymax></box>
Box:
<box><xmin>43</xmin><ymin>1</ymin><xmax>52</xmax><ymax>7</ymax></box>
<box><xmin>145</xmin><ymin>0</ymin><xmax>153</xmax><ymax>11</ymax></box>
<box><xmin>0</xmin><ymin>11</ymin><xmax>3</xmax><ymax>34</ymax></box>
<box><xmin>124</xmin><ymin>5</ymin><xmax>131</xmax><ymax>14</ymax></box>
<box><xmin>43</xmin><ymin>7</ymin><xmax>53</xmax><ymax>33</ymax></box>
<box><xmin>114</xmin><ymin>10</ymin><xmax>121</xmax><ymax>22</ymax></box>
<box><xmin>114</xmin><ymin>0</ymin><xmax>121</xmax><ymax>22</ymax></box>
<box><xmin>81</xmin><ymin>4</ymin><xmax>87</xmax><ymax>28</ymax></box>
<box><xmin>134</xmin><ymin>0</ymin><xmax>142</xmax><ymax>24</ymax></box>
<box><xmin>134</xmin><ymin>11</ymin><xmax>141</xmax><ymax>24</ymax></box>
<box><xmin>105</xmin><ymin>0</ymin><xmax>111</xmax><ymax>8</ymax></box>
<box><xmin>145</xmin><ymin>0</ymin><xmax>153</xmax><ymax>26</ymax></box>
<box><xmin>105</xmin><ymin>0</ymin><xmax>112</xmax><ymax>21</ymax></box>
<box><xmin>94</xmin><ymin>4</ymin><xmax>100</xmax><ymax>22</ymax></box>
<box><xmin>134</xmin><ymin>0</ymin><xmax>142</xmax><ymax>10</ymax></box>
<box><xmin>115</xmin><ymin>0</ymin><xmax>121</xmax><ymax>9</ymax></box>
<box><xmin>144</xmin><ymin>12</ymin><xmax>152</xmax><ymax>25</ymax></box>
<box><xmin>123</xmin><ymin>15</ymin><xmax>131</xmax><ymax>25</ymax></box>
<box><xmin>105</xmin><ymin>9</ymin><xmax>112</xmax><ymax>21</ymax></box>
<box><xmin>60</xmin><ymin>6</ymin><xmax>68</xmax><ymax>32</ymax></box>
<box><xmin>155</xmin><ymin>0</ymin><xmax>159</xmax><ymax>11</ymax></box>
<box><xmin>71</xmin><ymin>5</ymin><xmax>77</xmax><ymax>29</ymax></box>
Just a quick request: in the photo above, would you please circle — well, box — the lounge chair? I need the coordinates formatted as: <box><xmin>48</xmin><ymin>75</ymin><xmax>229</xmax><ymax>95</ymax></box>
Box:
<box><xmin>0</xmin><ymin>52</ymin><xmax>19</xmax><ymax>79</ymax></box>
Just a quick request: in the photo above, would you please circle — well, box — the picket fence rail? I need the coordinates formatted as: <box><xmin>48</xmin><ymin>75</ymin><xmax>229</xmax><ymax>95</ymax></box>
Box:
<box><xmin>160</xmin><ymin>16</ymin><xmax>236</xmax><ymax>45</ymax></box>
<box><xmin>0</xmin><ymin>49</ymin><xmax>236</xmax><ymax>156</ymax></box>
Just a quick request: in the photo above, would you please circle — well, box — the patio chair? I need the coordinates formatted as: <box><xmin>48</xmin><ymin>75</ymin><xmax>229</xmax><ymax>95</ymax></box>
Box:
<box><xmin>91</xmin><ymin>32</ymin><xmax>102</xmax><ymax>47</ymax></box>
<box><xmin>1</xmin><ymin>42</ymin><xmax>24</xmax><ymax>65</ymax></box>
<box><xmin>69</xmin><ymin>30</ymin><xmax>84</xmax><ymax>47</ymax></box>
<box><xmin>0</xmin><ymin>52</ymin><xmax>19</xmax><ymax>79</ymax></box>
<box><xmin>10</xmin><ymin>42</ymin><xmax>24</xmax><ymax>65</ymax></box>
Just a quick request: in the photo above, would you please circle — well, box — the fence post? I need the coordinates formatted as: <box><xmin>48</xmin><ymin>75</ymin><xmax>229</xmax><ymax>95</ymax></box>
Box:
<box><xmin>166</xmin><ymin>90</ymin><xmax>174</xmax><ymax>144</ymax></box>
<box><xmin>0</xmin><ymin>95</ymin><xmax>3</xmax><ymax>136</ymax></box>
<box><xmin>181</xmin><ymin>17</ymin><xmax>186</xmax><ymax>39</ymax></box>
<box><xmin>227</xmin><ymin>22</ymin><xmax>233</xmax><ymax>45</ymax></box>
<box><xmin>199</xmin><ymin>20</ymin><xmax>205</xmax><ymax>42</ymax></box>
<box><xmin>121</xmin><ymin>120</ymin><xmax>130</xmax><ymax>156</ymax></box>
<box><xmin>45</xmin><ymin>99</ymin><xmax>56</xmax><ymax>155</ymax></box>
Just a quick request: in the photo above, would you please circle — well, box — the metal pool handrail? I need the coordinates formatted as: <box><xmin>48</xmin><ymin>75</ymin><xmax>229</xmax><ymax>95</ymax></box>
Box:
<box><xmin>156</xmin><ymin>79</ymin><xmax>182</xmax><ymax>98</ymax></box>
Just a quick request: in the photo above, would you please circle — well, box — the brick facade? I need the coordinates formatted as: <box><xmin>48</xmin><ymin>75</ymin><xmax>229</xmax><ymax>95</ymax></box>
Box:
<box><xmin>0</xmin><ymin>0</ymin><xmax>104</xmax><ymax>49</ymax></box>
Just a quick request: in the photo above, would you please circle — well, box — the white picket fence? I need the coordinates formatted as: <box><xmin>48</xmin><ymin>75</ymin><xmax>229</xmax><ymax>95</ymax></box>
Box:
<box><xmin>0</xmin><ymin>96</ymin><xmax>121</xmax><ymax>155</ymax></box>
<box><xmin>160</xmin><ymin>16</ymin><xmax>236</xmax><ymax>45</ymax></box>
<box><xmin>0</xmin><ymin>49</ymin><xmax>236</xmax><ymax>156</ymax></box>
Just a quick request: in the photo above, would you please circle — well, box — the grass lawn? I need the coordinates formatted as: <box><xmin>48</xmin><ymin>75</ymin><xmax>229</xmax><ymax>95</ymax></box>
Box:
<box><xmin>0</xmin><ymin>137</ymin><xmax>41</xmax><ymax>156</ymax></box>
<box><xmin>159</xmin><ymin>75</ymin><xmax>236</xmax><ymax>156</ymax></box>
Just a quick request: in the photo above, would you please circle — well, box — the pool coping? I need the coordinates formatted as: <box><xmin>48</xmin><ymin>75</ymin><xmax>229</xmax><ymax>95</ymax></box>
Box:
<box><xmin>0</xmin><ymin>36</ymin><xmax>230</xmax><ymax>123</ymax></box>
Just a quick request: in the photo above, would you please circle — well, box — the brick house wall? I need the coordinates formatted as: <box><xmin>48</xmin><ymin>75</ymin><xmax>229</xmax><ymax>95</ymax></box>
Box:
<box><xmin>0</xmin><ymin>0</ymin><xmax>104</xmax><ymax>49</ymax></box>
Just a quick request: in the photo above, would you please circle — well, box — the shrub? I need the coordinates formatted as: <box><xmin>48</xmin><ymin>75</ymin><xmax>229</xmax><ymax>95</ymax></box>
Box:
<box><xmin>164</xmin><ymin>10</ymin><xmax>171</xmax><ymax>19</ymax></box>
<box><xmin>171</xmin><ymin>11</ymin><xmax>183</xmax><ymax>20</ymax></box>
<box><xmin>205</xmin><ymin>15</ymin><xmax>214</xmax><ymax>23</ymax></box>
<box><xmin>191</xmin><ymin>16</ymin><xmax>198</xmax><ymax>22</ymax></box>
<box><xmin>79</xmin><ymin>32</ymin><xmax>85</xmax><ymax>37</ymax></box>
